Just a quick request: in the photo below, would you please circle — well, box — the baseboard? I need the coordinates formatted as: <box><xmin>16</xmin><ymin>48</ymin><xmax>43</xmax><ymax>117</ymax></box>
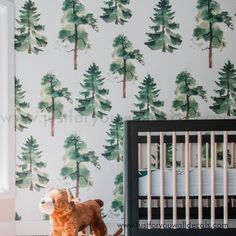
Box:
<box><xmin>0</xmin><ymin>221</ymin><xmax>15</xmax><ymax>236</ymax></box>
<box><xmin>16</xmin><ymin>220</ymin><xmax>123</xmax><ymax>235</ymax></box>
<box><xmin>16</xmin><ymin>221</ymin><xmax>50</xmax><ymax>236</ymax></box>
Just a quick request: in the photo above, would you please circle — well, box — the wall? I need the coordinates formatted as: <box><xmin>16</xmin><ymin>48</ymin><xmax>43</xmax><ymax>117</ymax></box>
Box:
<box><xmin>0</xmin><ymin>1</ymin><xmax>15</xmax><ymax>236</ymax></box>
<box><xmin>14</xmin><ymin>0</ymin><xmax>236</xmax><ymax>233</ymax></box>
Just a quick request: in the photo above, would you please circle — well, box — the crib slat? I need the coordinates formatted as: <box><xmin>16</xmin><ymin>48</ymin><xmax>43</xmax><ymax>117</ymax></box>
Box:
<box><xmin>189</xmin><ymin>143</ymin><xmax>192</xmax><ymax>168</ymax></box>
<box><xmin>185</xmin><ymin>132</ymin><xmax>190</xmax><ymax>227</ymax></box>
<box><xmin>172</xmin><ymin>132</ymin><xmax>177</xmax><ymax>227</ymax></box>
<box><xmin>164</xmin><ymin>143</ymin><xmax>167</xmax><ymax>169</ymax></box>
<box><xmin>198</xmin><ymin>132</ymin><xmax>202</xmax><ymax>227</ymax></box>
<box><xmin>160</xmin><ymin>132</ymin><xmax>164</xmax><ymax>227</ymax></box>
<box><xmin>206</xmin><ymin>143</ymin><xmax>209</xmax><ymax>168</ymax></box>
<box><xmin>180</xmin><ymin>143</ymin><xmax>184</xmax><ymax>168</ymax></box>
<box><xmin>231</xmin><ymin>142</ymin><xmax>234</xmax><ymax>168</ymax></box>
<box><xmin>223</xmin><ymin>131</ymin><xmax>228</xmax><ymax>227</ymax></box>
<box><xmin>138</xmin><ymin>143</ymin><xmax>142</xmax><ymax>210</ymax></box>
<box><xmin>156</xmin><ymin>144</ymin><xmax>159</xmax><ymax>169</ymax></box>
<box><xmin>147</xmin><ymin>132</ymin><xmax>152</xmax><ymax>228</ymax></box>
<box><xmin>215</xmin><ymin>143</ymin><xmax>217</xmax><ymax>168</ymax></box>
<box><xmin>211</xmin><ymin>131</ymin><xmax>215</xmax><ymax>227</ymax></box>
<box><xmin>234</xmin><ymin>143</ymin><xmax>236</xmax><ymax>169</ymax></box>
<box><xmin>138</xmin><ymin>143</ymin><xmax>142</xmax><ymax>169</ymax></box>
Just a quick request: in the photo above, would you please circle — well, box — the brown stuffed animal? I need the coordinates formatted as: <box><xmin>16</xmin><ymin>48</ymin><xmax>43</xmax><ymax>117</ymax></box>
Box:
<box><xmin>39</xmin><ymin>188</ymin><xmax>107</xmax><ymax>236</ymax></box>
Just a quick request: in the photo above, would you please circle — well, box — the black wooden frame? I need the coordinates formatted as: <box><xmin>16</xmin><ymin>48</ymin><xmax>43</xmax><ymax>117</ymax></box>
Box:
<box><xmin>124</xmin><ymin>119</ymin><xmax>236</xmax><ymax>236</ymax></box>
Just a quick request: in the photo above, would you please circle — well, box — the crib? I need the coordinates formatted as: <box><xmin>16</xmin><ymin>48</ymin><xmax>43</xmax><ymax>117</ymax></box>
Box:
<box><xmin>124</xmin><ymin>119</ymin><xmax>236</xmax><ymax>236</ymax></box>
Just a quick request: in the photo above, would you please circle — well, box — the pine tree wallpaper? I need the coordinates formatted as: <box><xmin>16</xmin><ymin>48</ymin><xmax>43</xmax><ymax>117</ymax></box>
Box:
<box><xmin>15</xmin><ymin>0</ymin><xmax>236</xmax><ymax>225</ymax></box>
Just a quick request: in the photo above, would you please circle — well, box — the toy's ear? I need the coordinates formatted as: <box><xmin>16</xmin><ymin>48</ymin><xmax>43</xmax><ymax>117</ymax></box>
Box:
<box><xmin>46</xmin><ymin>188</ymin><xmax>55</xmax><ymax>193</ymax></box>
<box><xmin>66</xmin><ymin>189</ymin><xmax>74</xmax><ymax>202</ymax></box>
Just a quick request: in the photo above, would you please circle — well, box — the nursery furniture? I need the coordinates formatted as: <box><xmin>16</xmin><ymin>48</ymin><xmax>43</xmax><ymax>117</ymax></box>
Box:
<box><xmin>124</xmin><ymin>119</ymin><xmax>236</xmax><ymax>236</ymax></box>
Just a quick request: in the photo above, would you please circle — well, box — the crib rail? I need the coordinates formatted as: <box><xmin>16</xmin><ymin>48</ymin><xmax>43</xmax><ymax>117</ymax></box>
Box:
<box><xmin>124</xmin><ymin>119</ymin><xmax>236</xmax><ymax>236</ymax></box>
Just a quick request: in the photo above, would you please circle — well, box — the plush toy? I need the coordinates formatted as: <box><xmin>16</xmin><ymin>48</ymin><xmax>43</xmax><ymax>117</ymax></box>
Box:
<box><xmin>39</xmin><ymin>188</ymin><xmax>108</xmax><ymax>236</ymax></box>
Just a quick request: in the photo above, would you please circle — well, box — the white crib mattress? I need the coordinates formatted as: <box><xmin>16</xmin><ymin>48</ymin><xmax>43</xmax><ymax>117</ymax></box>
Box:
<box><xmin>139</xmin><ymin>168</ymin><xmax>236</xmax><ymax>197</ymax></box>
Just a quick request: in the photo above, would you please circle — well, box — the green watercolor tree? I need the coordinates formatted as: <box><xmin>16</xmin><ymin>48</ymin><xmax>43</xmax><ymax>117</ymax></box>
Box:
<box><xmin>15</xmin><ymin>77</ymin><xmax>32</xmax><ymax>131</ymax></box>
<box><xmin>172</xmin><ymin>71</ymin><xmax>207</xmax><ymax>119</ymax></box>
<box><xmin>102</xmin><ymin>115</ymin><xmax>124</xmax><ymax>214</ymax></box>
<box><xmin>201</xmin><ymin>143</ymin><xmax>231</xmax><ymax>167</ymax></box>
<box><xmin>210</xmin><ymin>60</ymin><xmax>236</xmax><ymax>116</ymax></box>
<box><xmin>145</xmin><ymin>0</ymin><xmax>182</xmax><ymax>52</ymax></box>
<box><xmin>58</xmin><ymin>0</ymin><xmax>98</xmax><ymax>70</ymax></box>
<box><xmin>100</xmin><ymin>0</ymin><xmax>132</xmax><ymax>25</ymax></box>
<box><xmin>60</xmin><ymin>134</ymin><xmax>100</xmax><ymax>199</ymax></box>
<box><xmin>111</xmin><ymin>172</ymin><xmax>123</xmax><ymax>213</ymax></box>
<box><xmin>15</xmin><ymin>0</ymin><xmax>47</xmax><ymax>54</ymax></box>
<box><xmin>42</xmin><ymin>214</ymin><xmax>50</xmax><ymax>221</ymax></box>
<box><xmin>102</xmin><ymin>115</ymin><xmax>123</xmax><ymax>162</ymax></box>
<box><xmin>15</xmin><ymin>213</ymin><xmax>22</xmax><ymax>221</ymax></box>
<box><xmin>132</xmin><ymin>74</ymin><xmax>166</xmax><ymax>120</ymax></box>
<box><xmin>110</xmin><ymin>34</ymin><xmax>144</xmax><ymax>98</ymax></box>
<box><xmin>193</xmin><ymin>0</ymin><xmax>233</xmax><ymax>68</ymax></box>
<box><xmin>16</xmin><ymin>136</ymin><xmax>49</xmax><ymax>191</ymax></box>
<box><xmin>38</xmin><ymin>73</ymin><xmax>72</xmax><ymax>136</ymax></box>
<box><xmin>75</xmin><ymin>63</ymin><xmax>112</xmax><ymax>118</ymax></box>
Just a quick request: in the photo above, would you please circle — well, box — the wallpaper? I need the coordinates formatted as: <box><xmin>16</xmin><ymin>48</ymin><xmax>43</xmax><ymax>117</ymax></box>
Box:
<box><xmin>14</xmin><ymin>0</ymin><xmax>236</xmax><ymax>222</ymax></box>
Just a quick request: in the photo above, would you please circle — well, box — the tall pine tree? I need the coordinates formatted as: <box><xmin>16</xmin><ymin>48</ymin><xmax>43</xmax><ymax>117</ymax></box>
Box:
<box><xmin>60</xmin><ymin>134</ymin><xmax>100</xmax><ymax>199</ymax></box>
<box><xmin>102</xmin><ymin>115</ymin><xmax>124</xmax><ymax>214</ymax></box>
<box><xmin>16</xmin><ymin>136</ymin><xmax>49</xmax><ymax>191</ymax></box>
<box><xmin>100</xmin><ymin>0</ymin><xmax>132</xmax><ymax>25</ymax></box>
<box><xmin>103</xmin><ymin>121</ymin><xmax>124</xmax><ymax>214</ymax></box>
<box><xmin>172</xmin><ymin>71</ymin><xmax>207</xmax><ymax>119</ymax></box>
<box><xmin>145</xmin><ymin>0</ymin><xmax>182</xmax><ymax>52</ymax></box>
<box><xmin>132</xmin><ymin>74</ymin><xmax>166</xmax><ymax>120</ymax></box>
<box><xmin>210</xmin><ymin>60</ymin><xmax>236</xmax><ymax>116</ymax></box>
<box><xmin>15</xmin><ymin>77</ymin><xmax>32</xmax><ymax>131</ymax></box>
<box><xmin>111</xmin><ymin>172</ymin><xmax>123</xmax><ymax>213</ymax></box>
<box><xmin>110</xmin><ymin>34</ymin><xmax>144</xmax><ymax>98</ymax></box>
<box><xmin>193</xmin><ymin>0</ymin><xmax>233</xmax><ymax>68</ymax></box>
<box><xmin>15</xmin><ymin>0</ymin><xmax>47</xmax><ymax>54</ymax></box>
<box><xmin>102</xmin><ymin>115</ymin><xmax>123</xmax><ymax>162</ymax></box>
<box><xmin>75</xmin><ymin>63</ymin><xmax>112</xmax><ymax>118</ymax></box>
<box><xmin>38</xmin><ymin>73</ymin><xmax>72</xmax><ymax>136</ymax></box>
<box><xmin>59</xmin><ymin>0</ymin><xmax>98</xmax><ymax>70</ymax></box>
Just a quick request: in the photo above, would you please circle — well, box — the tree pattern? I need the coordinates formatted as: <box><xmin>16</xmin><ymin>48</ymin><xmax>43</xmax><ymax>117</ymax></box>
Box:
<box><xmin>110</xmin><ymin>34</ymin><xmax>144</xmax><ymax>98</ymax></box>
<box><xmin>201</xmin><ymin>143</ymin><xmax>232</xmax><ymax>167</ymax></box>
<box><xmin>172</xmin><ymin>71</ymin><xmax>207</xmax><ymax>119</ymax></box>
<box><xmin>75</xmin><ymin>63</ymin><xmax>112</xmax><ymax>118</ymax></box>
<box><xmin>102</xmin><ymin>115</ymin><xmax>124</xmax><ymax>214</ymax></box>
<box><xmin>15</xmin><ymin>77</ymin><xmax>32</xmax><ymax>131</ymax></box>
<box><xmin>15</xmin><ymin>212</ymin><xmax>22</xmax><ymax>221</ymax></box>
<box><xmin>16</xmin><ymin>136</ymin><xmax>49</xmax><ymax>191</ymax></box>
<box><xmin>145</xmin><ymin>0</ymin><xmax>182</xmax><ymax>52</ymax></box>
<box><xmin>210</xmin><ymin>60</ymin><xmax>236</xmax><ymax>116</ymax></box>
<box><xmin>100</xmin><ymin>0</ymin><xmax>132</xmax><ymax>25</ymax></box>
<box><xmin>102</xmin><ymin>114</ymin><xmax>123</xmax><ymax>162</ymax></box>
<box><xmin>58</xmin><ymin>0</ymin><xmax>98</xmax><ymax>70</ymax></box>
<box><xmin>15</xmin><ymin>0</ymin><xmax>47</xmax><ymax>54</ymax></box>
<box><xmin>132</xmin><ymin>74</ymin><xmax>166</xmax><ymax>120</ymax></box>
<box><xmin>38</xmin><ymin>73</ymin><xmax>72</xmax><ymax>136</ymax></box>
<box><xmin>60</xmin><ymin>134</ymin><xmax>100</xmax><ymax>199</ymax></box>
<box><xmin>111</xmin><ymin>172</ymin><xmax>123</xmax><ymax>213</ymax></box>
<box><xmin>14</xmin><ymin>0</ymin><xmax>236</xmax><ymax>221</ymax></box>
<box><xmin>193</xmin><ymin>0</ymin><xmax>233</xmax><ymax>68</ymax></box>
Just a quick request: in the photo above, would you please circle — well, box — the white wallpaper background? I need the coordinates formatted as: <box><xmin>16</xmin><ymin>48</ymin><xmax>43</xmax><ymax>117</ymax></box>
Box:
<box><xmin>15</xmin><ymin>0</ymin><xmax>236</xmax><ymax>222</ymax></box>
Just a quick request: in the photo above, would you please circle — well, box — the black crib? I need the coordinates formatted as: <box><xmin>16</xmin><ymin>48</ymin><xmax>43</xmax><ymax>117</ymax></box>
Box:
<box><xmin>124</xmin><ymin>119</ymin><xmax>236</xmax><ymax>236</ymax></box>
